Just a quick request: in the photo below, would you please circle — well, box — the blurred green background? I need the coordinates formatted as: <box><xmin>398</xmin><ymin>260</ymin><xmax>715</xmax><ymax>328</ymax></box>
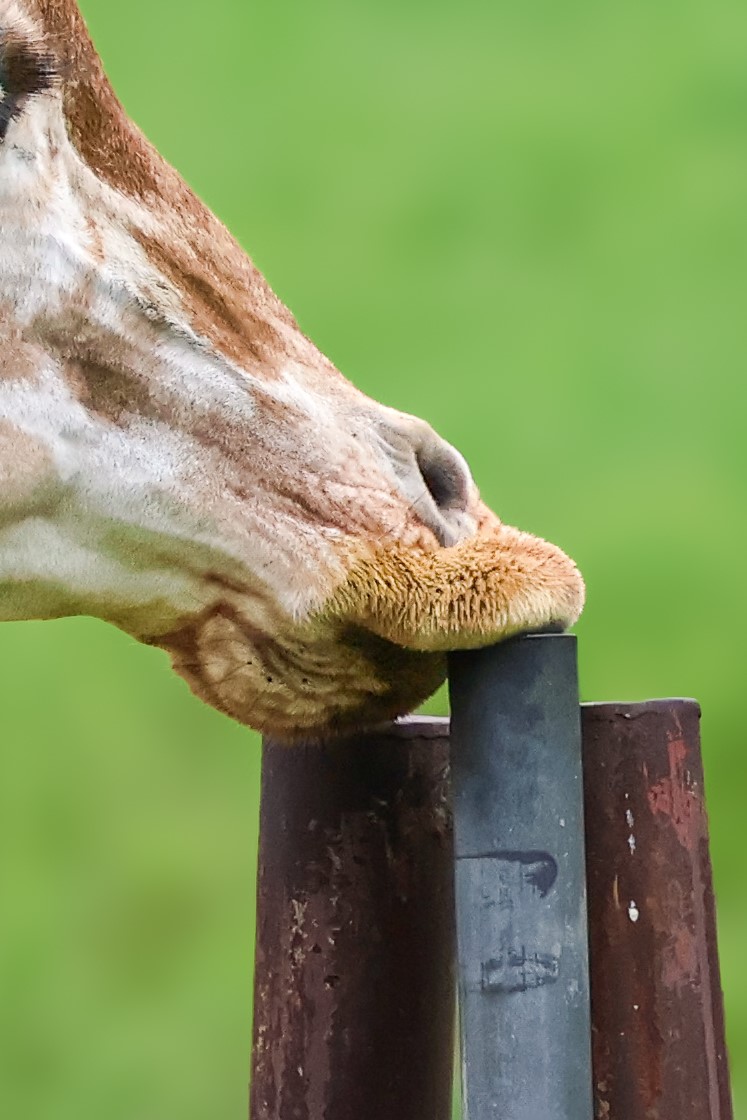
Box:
<box><xmin>2</xmin><ymin>0</ymin><xmax>746</xmax><ymax>1115</ymax></box>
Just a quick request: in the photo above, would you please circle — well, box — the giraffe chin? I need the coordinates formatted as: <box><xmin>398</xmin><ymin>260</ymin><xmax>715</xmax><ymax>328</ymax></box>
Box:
<box><xmin>157</xmin><ymin>521</ymin><xmax>584</xmax><ymax>742</ymax></box>
<box><xmin>158</xmin><ymin>607</ymin><xmax>448</xmax><ymax>744</ymax></box>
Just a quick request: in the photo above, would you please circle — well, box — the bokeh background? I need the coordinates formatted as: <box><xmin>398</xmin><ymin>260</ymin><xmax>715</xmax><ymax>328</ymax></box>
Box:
<box><xmin>1</xmin><ymin>0</ymin><xmax>746</xmax><ymax>1115</ymax></box>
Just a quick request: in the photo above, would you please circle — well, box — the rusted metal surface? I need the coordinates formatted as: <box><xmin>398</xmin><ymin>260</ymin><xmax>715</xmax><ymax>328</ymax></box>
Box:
<box><xmin>582</xmin><ymin>700</ymin><xmax>733</xmax><ymax>1120</ymax></box>
<box><xmin>250</xmin><ymin>717</ymin><xmax>455</xmax><ymax>1120</ymax></box>
<box><xmin>449</xmin><ymin>634</ymin><xmax>593</xmax><ymax>1120</ymax></box>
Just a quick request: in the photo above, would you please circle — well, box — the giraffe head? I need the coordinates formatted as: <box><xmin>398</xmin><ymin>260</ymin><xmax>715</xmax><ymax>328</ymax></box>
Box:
<box><xmin>0</xmin><ymin>0</ymin><xmax>584</xmax><ymax>738</ymax></box>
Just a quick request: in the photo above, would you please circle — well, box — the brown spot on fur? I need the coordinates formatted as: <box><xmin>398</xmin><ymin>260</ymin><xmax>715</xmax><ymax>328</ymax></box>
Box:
<box><xmin>84</xmin><ymin>215</ymin><xmax>104</xmax><ymax>262</ymax></box>
<box><xmin>39</xmin><ymin>309</ymin><xmax>166</xmax><ymax>425</ymax></box>
<box><xmin>65</xmin><ymin>355</ymin><xmax>162</xmax><ymax>426</ymax></box>
<box><xmin>130</xmin><ymin>228</ymin><xmax>289</xmax><ymax>375</ymax></box>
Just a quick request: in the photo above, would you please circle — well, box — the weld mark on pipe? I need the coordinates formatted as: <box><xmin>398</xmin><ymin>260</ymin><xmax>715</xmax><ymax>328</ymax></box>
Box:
<box><xmin>481</xmin><ymin>949</ymin><xmax>560</xmax><ymax>993</ymax></box>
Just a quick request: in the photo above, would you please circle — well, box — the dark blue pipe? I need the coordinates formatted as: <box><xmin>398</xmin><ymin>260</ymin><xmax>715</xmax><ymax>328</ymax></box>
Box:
<box><xmin>449</xmin><ymin>633</ymin><xmax>593</xmax><ymax>1120</ymax></box>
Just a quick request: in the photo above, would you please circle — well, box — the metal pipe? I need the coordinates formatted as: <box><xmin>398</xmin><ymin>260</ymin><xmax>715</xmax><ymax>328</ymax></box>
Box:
<box><xmin>582</xmin><ymin>700</ymin><xmax>733</xmax><ymax>1120</ymax></box>
<box><xmin>250</xmin><ymin>717</ymin><xmax>455</xmax><ymax>1120</ymax></box>
<box><xmin>448</xmin><ymin>633</ymin><xmax>594</xmax><ymax>1120</ymax></box>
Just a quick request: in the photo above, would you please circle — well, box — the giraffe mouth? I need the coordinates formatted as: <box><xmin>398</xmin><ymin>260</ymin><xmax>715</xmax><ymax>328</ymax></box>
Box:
<box><xmin>157</xmin><ymin>521</ymin><xmax>584</xmax><ymax>741</ymax></box>
<box><xmin>326</xmin><ymin>520</ymin><xmax>585</xmax><ymax>654</ymax></box>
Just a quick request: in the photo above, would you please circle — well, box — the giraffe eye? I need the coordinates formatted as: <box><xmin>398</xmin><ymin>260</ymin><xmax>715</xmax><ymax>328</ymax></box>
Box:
<box><xmin>0</xmin><ymin>28</ymin><xmax>58</xmax><ymax>142</ymax></box>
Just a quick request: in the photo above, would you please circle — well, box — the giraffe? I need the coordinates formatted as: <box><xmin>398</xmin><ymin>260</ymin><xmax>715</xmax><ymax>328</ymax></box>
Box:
<box><xmin>0</xmin><ymin>0</ymin><xmax>585</xmax><ymax>739</ymax></box>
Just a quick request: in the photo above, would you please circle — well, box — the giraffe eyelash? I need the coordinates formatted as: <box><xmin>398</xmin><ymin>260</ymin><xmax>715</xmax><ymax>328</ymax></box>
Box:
<box><xmin>0</xmin><ymin>25</ymin><xmax>58</xmax><ymax>141</ymax></box>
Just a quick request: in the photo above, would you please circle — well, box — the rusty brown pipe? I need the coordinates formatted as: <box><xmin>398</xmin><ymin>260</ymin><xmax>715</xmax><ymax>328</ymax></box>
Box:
<box><xmin>582</xmin><ymin>700</ymin><xmax>733</xmax><ymax>1120</ymax></box>
<box><xmin>249</xmin><ymin>718</ymin><xmax>455</xmax><ymax>1120</ymax></box>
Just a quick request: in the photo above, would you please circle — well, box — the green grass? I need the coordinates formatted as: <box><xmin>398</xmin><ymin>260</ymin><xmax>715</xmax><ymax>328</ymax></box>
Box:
<box><xmin>2</xmin><ymin>0</ymin><xmax>746</xmax><ymax>1115</ymax></box>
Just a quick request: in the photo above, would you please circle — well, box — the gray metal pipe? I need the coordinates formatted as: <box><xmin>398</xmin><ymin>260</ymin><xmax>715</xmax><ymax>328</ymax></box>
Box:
<box><xmin>448</xmin><ymin>633</ymin><xmax>594</xmax><ymax>1120</ymax></box>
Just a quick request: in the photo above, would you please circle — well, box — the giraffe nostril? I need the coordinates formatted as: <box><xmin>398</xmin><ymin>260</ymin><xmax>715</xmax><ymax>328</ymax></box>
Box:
<box><xmin>416</xmin><ymin>441</ymin><xmax>472</xmax><ymax>514</ymax></box>
<box><xmin>408</xmin><ymin>431</ymin><xmax>476</xmax><ymax>545</ymax></box>
<box><xmin>374</xmin><ymin>411</ymin><xmax>477</xmax><ymax>545</ymax></box>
